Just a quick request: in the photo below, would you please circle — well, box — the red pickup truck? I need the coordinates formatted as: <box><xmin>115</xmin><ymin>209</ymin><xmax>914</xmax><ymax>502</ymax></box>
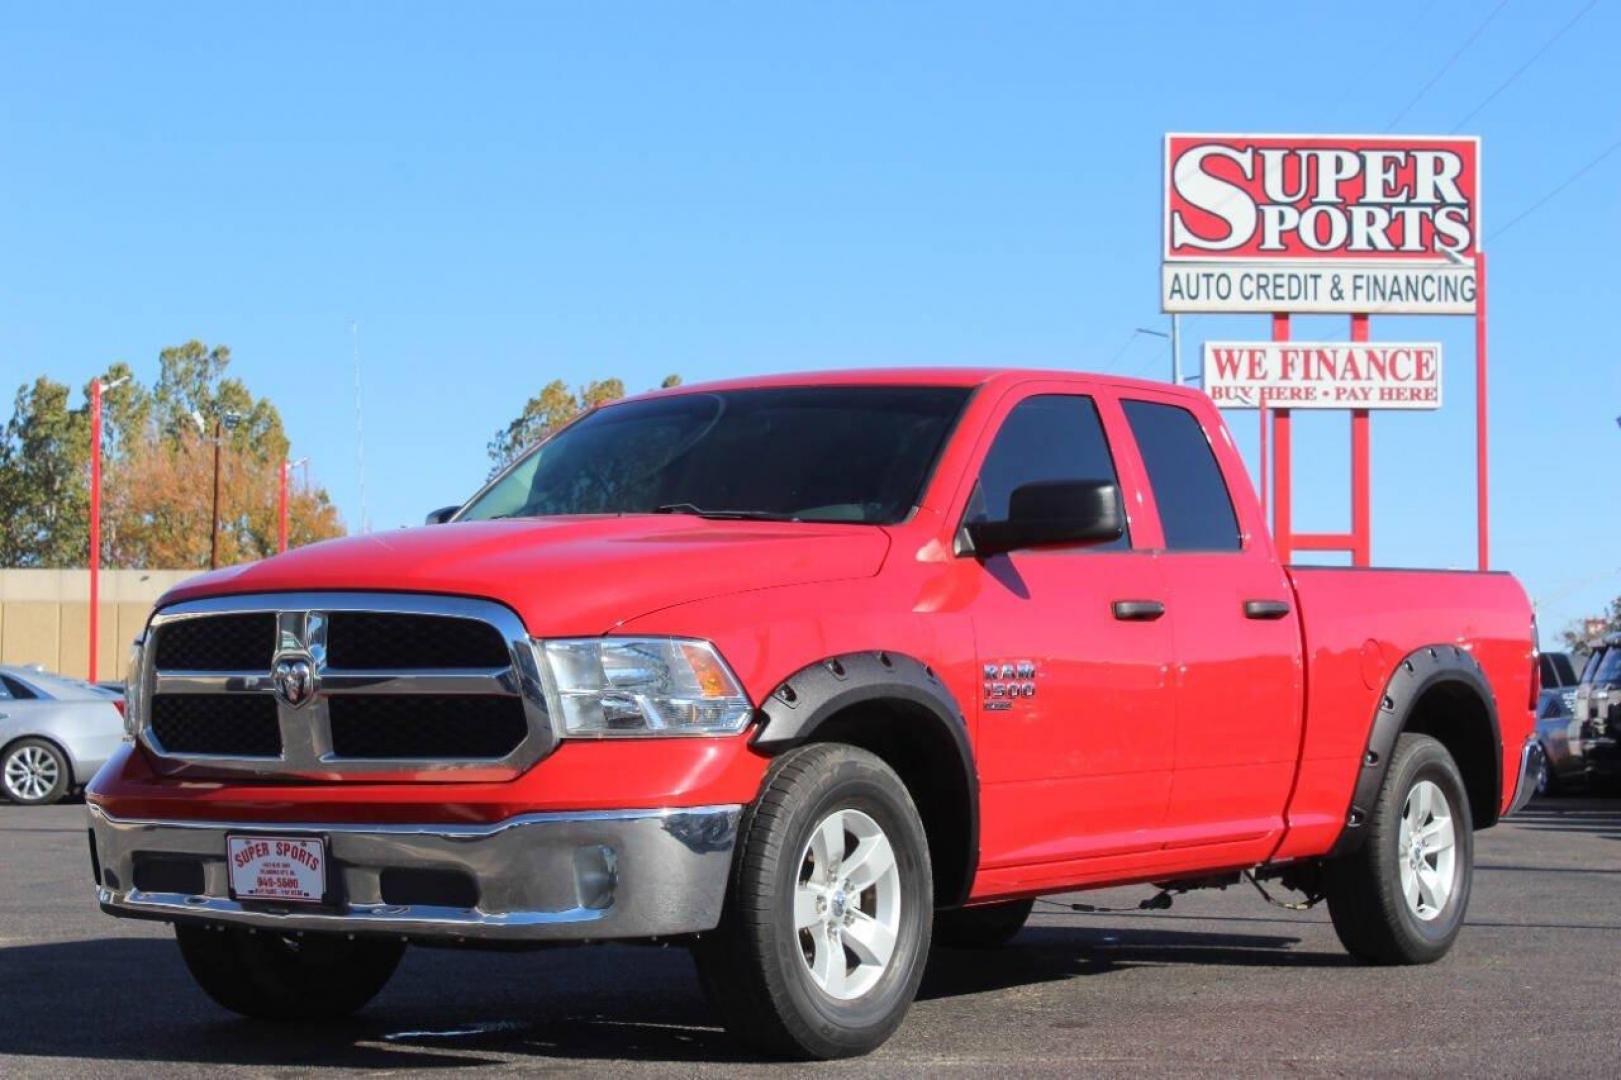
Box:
<box><xmin>88</xmin><ymin>369</ymin><xmax>1539</xmax><ymax>1059</ymax></box>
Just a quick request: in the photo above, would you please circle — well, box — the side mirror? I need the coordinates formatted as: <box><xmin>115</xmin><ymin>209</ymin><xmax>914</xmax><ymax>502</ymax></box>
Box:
<box><xmin>964</xmin><ymin>480</ymin><xmax>1123</xmax><ymax>558</ymax></box>
<box><xmin>424</xmin><ymin>505</ymin><xmax>461</xmax><ymax>525</ymax></box>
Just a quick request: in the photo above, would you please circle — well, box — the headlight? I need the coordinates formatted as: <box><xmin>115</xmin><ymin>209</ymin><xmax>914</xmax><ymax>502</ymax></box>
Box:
<box><xmin>123</xmin><ymin>636</ymin><xmax>146</xmax><ymax>740</ymax></box>
<box><xmin>535</xmin><ymin>637</ymin><xmax>753</xmax><ymax>737</ymax></box>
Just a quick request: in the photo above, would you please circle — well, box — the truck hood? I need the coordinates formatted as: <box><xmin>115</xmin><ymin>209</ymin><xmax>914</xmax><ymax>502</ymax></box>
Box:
<box><xmin>158</xmin><ymin>516</ymin><xmax>891</xmax><ymax>636</ymax></box>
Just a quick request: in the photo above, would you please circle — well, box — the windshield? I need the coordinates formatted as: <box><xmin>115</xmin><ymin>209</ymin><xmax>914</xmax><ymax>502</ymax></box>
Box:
<box><xmin>460</xmin><ymin>385</ymin><xmax>971</xmax><ymax>525</ymax></box>
<box><xmin>1593</xmin><ymin>644</ymin><xmax>1621</xmax><ymax>686</ymax></box>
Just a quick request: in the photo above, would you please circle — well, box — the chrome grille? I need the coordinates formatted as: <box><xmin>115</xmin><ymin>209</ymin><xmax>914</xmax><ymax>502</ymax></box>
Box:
<box><xmin>134</xmin><ymin>593</ymin><xmax>555</xmax><ymax>780</ymax></box>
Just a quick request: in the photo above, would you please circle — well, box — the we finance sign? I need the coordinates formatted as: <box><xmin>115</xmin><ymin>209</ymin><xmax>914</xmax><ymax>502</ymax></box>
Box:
<box><xmin>1203</xmin><ymin>341</ymin><xmax>1442</xmax><ymax>410</ymax></box>
<box><xmin>1163</xmin><ymin>134</ymin><xmax>1479</xmax><ymax>315</ymax></box>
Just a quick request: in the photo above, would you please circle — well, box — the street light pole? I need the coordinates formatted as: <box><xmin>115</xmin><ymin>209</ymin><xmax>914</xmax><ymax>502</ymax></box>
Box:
<box><xmin>89</xmin><ymin>381</ymin><xmax>103</xmax><ymax>683</ymax></box>
<box><xmin>88</xmin><ymin>375</ymin><xmax>128</xmax><ymax>683</ymax></box>
<box><xmin>209</xmin><ymin>418</ymin><xmax>223</xmax><ymax>570</ymax></box>
<box><xmin>208</xmin><ymin>412</ymin><xmax>242</xmax><ymax>571</ymax></box>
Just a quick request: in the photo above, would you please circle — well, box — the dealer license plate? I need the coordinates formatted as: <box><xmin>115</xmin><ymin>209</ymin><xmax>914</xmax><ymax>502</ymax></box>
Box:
<box><xmin>227</xmin><ymin>835</ymin><xmax>327</xmax><ymax>903</ymax></box>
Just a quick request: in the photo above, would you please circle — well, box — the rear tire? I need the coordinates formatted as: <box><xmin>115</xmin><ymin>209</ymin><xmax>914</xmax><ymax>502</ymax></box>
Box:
<box><xmin>933</xmin><ymin>899</ymin><xmax>1034</xmax><ymax>949</ymax></box>
<box><xmin>1533</xmin><ymin>745</ymin><xmax>1557</xmax><ymax>796</ymax></box>
<box><xmin>1324</xmin><ymin>733</ymin><xmax>1473</xmax><ymax>965</ymax></box>
<box><xmin>694</xmin><ymin>743</ymin><xmax>932</xmax><ymax>1059</ymax></box>
<box><xmin>175</xmin><ymin>924</ymin><xmax>404</xmax><ymax>1020</ymax></box>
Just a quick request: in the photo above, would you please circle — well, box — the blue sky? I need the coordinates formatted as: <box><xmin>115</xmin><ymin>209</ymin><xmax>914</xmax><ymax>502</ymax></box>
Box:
<box><xmin>2</xmin><ymin>2</ymin><xmax>1617</xmax><ymax>643</ymax></box>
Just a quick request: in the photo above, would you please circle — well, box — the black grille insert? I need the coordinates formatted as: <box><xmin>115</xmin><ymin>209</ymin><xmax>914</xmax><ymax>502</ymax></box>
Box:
<box><xmin>328</xmin><ymin>695</ymin><xmax>527</xmax><ymax>759</ymax></box>
<box><xmin>133</xmin><ymin>856</ymin><xmax>207</xmax><ymax>896</ymax></box>
<box><xmin>153</xmin><ymin>614</ymin><xmax>277</xmax><ymax>671</ymax></box>
<box><xmin>380</xmin><ymin>868</ymin><xmax>480</xmax><ymax>908</ymax></box>
<box><xmin>151</xmin><ymin>694</ymin><xmax>282</xmax><ymax>756</ymax></box>
<box><xmin>325</xmin><ymin>612</ymin><xmax>510</xmax><ymax>670</ymax></box>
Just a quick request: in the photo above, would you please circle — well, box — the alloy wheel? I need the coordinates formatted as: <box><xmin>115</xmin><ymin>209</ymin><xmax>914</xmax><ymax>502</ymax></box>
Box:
<box><xmin>1397</xmin><ymin>779</ymin><xmax>1457</xmax><ymax>921</ymax></box>
<box><xmin>4</xmin><ymin>745</ymin><xmax>61</xmax><ymax>803</ymax></box>
<box><xmin>794</xmin><ymin>807</ymin><xmax>902</xmax><ymax>1000</ymax></box>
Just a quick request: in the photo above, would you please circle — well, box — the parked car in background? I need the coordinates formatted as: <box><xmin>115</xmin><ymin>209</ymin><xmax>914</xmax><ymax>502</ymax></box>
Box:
<box><xmin>1556</xmin><ymin>636</ymin><xmax>1621</xmax><ymax>794</ymax></box>
<box><xmin>1533</xmin><ymin>651</ymin><xmax>1581</xmax><ymax>794</ymax></box>
<box><xmin>0</xmin><ymin>666</ymin><xmax>126</xmax><ymax>806</ymax></box>
<box><xmin>1539</xmin><ymin>651</ymin><xmax>1579</xmax><ymax>712</ymax></box>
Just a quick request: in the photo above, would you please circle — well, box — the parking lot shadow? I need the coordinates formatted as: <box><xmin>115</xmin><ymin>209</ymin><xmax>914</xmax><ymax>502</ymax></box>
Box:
<box><xmin>920</xmin><ymin>922</ymin><xmax>1347</xmax><ymax>1000</ymax></box>
<box><xmin>1516</xmin><ymin>797</ymin><xmax>1621</xmax><ymax>841</ymax></box>
<box><xmin>0</xmin><ymin>921</ymin><xmax>1346</xmax><ymax>1068</ymax></box>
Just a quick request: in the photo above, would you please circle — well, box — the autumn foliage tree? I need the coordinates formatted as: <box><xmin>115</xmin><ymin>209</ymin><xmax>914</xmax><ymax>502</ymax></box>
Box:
<box><xmin>0</xmin><ymin>340</ymin><xmax>344</xmax><ymax>569</ymax></box>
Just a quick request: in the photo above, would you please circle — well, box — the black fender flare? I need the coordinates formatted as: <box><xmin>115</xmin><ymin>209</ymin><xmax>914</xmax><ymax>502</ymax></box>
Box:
<box><xmin>752</xmin><ymin>651</ymin><xmax>979</xmax><ymax>906</ymax></box>
<box><xmin>1328</xmin><ymin>643</ymin><xmax>1502</xmax><ymax>858</ymax></box>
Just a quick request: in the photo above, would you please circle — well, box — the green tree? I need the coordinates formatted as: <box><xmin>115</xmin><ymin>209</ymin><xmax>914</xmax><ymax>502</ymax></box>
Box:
<box><xmin>0</xmin><ymin>378</ymin><xmax>90</xmax><ymax>566</ymax></box>
<box><xmin>487</xmin><ymin>374</ymin><xmax>682</xmax><ymax>475</ymax></box>
<box><xmin>151</xmin><ymin>340</ymin><xmax>289</xmax><ymax>461</ymax></box>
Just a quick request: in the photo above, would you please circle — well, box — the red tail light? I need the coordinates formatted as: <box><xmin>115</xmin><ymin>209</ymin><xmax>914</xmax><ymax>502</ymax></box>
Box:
<box><xmin>111</xmin><ymin>698</ymin><xmax>126</xmax><ymax>718</ymax></box>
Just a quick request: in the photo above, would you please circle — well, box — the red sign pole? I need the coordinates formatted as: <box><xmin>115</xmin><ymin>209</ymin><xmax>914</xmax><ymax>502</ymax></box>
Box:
<box><xmin>1270</xmin><ymin>313</ymin><xmax>1291</xmax><ymax>564</ymax></box>
<box><xmin>88</xmin><ymin>380</ymin><xmax>102</xmax><ymax>684</ymax></box>
<box><xmin>1475</xmin><ymin>251</ymin><xmax>1489</xmax><ymax>570</ymax></box>
<box><xmin>1350</xmin><ymin>313</ymin><xmax>1371</xmax><ymax>567</ymax></box>
<box><xmin>278</xmin><ymin>459</ymin><xmax>290</xmax><ymax>554</ymax></box>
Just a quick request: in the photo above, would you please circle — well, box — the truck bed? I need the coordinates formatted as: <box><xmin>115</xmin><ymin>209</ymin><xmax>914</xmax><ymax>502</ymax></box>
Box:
<box><xmin>1274</xmin><ymin>566</ymin><xmax>1535</xmax><ymax>860</ymax></box>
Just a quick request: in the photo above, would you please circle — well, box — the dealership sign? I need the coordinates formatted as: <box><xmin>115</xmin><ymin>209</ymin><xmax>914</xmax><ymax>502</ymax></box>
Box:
<box><xmin>1163</xmin><ymin>134</ymin><xmax>1479</xmax><ymax>314</ymax></box>
<box><xmin>1203</xmin><ymin>341</ymin><xmax>1442</xmax><ymax>410</ymax></box>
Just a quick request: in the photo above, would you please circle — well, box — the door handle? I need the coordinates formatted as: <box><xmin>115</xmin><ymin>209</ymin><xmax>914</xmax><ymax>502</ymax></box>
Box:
<box><xmin>1243</xmin><ymin>599</ymin><xmax>1292</xmax><ymax>620</ymax></box>
<box><xmin>1112</xmin><ymin>600</ymin><xmax>1166</xmax><ymax>621</ymax></box>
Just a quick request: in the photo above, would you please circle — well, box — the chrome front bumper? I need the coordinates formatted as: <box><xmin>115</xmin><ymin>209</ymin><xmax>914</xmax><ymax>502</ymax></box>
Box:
<box><xmin>1506</xmin><ymin>735</ymin><xmax>1542</xmax><ymax>817</ymax></box>
<box><xmin>88</xmin><ymin>803</ymin><xmax>740</xmax><ymax>942</ymax></box>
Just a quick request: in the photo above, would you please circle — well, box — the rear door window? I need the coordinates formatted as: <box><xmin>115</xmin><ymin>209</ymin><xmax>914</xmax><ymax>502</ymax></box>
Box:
<box><xmin>1121</xmin><ymin>400</ymin><xmax>1241</xmax><ymax>552</ymax></box>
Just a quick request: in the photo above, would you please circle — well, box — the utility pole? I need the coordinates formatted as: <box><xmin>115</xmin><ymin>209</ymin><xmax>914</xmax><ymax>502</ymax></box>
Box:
<box><xmin>87</xmin><ymin>374</ymin><xmax>128</xmax><ymax>683</ymax></box>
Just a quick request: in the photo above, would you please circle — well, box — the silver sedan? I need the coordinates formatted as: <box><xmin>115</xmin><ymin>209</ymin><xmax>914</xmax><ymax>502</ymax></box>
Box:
<box><xmin>0</xmin><ymin>666</ymin><xmax>126</xmax><ymax>806</ymax></box>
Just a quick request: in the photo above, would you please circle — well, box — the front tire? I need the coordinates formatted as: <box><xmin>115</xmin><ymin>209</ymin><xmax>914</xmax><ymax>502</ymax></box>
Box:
<box><xmin>1324</xmin><ymin>733</ymin><xmax>1473</xmax><ymax>964</ymax></box>
<box><xmin>695</xmin><ymin>743</ymin><xmax>933</xmax><ymax>1060</ymax></box>
<box><xmin>174</xmin><ymin>924</ymin><xmax>404</xmax><ymax>1020</ymax></box>
<box><xmin>2</xmin><ymin>738</ymin><xmax>70</xmax><ymax>805</ymax></box>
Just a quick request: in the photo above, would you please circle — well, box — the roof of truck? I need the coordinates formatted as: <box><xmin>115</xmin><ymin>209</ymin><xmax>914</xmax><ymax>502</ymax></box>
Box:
<box><xmin>616</xmin><ymin>367</ymin><xmax>1202</xmax><ymax>403</ymax></box>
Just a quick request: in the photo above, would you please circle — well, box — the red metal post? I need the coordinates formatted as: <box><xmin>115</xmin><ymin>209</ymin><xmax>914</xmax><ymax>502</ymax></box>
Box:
<box><xmin>277</xmin><ymin>460</ymin><xmax>290</xmax><ymax>554</ymax></box>
<box><xmin>1270</xmin><ymin>313</ymin><xmax>1291</xmax><ymax>563</ymax></box>
<box><xmin>1350</xmin><ymin>313</ymin><xmax>1371</xmax><ymax>567</ymax></box>
<box><xmin>88</xmin><ymin>380</ymin><xmax>102</xmax><ymax>684</ymax></box>
<box><xmin>1475</xmin><ymin>251</ymin><xmax>1489</xmax><ymax>570</ymax></box>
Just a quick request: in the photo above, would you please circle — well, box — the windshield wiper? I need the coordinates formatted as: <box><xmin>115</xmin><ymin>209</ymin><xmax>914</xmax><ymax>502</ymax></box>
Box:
<box><xmin>652</xmin><ymin>503</ymin><xmax>798</xmax><ymax>522</ymax></box>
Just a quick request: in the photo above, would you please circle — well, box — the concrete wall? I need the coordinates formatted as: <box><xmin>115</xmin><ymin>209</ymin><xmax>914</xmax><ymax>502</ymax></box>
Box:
<box><xmin>0</xmin><ymin>569</ymin><xmax>196</xmax><ymax>681</ymax></box>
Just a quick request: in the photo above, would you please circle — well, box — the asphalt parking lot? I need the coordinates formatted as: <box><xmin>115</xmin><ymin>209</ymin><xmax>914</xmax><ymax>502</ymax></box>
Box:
<box><xmin>1</xmin><ymin>797</ymin><xmax>1615</xmax><ymax>1077</ymax></box>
